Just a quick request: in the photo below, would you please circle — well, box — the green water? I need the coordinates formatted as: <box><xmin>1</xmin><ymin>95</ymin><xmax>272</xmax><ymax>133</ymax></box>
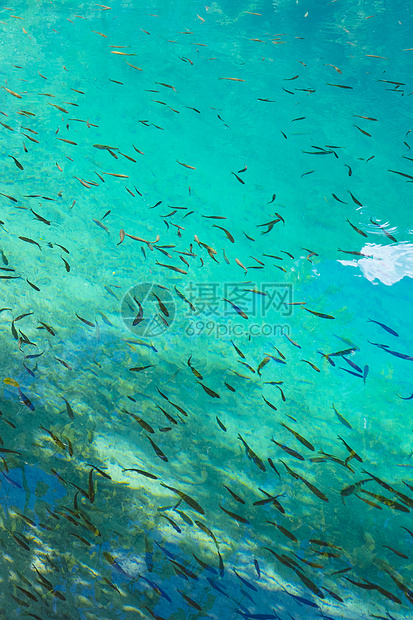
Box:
<box><xmin>1</xmin><ymin>1</ymin><xmax>413</xmax><ymax>619</ymax></box>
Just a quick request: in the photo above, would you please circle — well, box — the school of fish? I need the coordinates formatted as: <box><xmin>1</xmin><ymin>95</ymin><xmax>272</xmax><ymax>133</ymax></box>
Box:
<box><xmin>0</xmin><ymin>2</ymin><xmax>413</xmax><ymax>620</ymax></box>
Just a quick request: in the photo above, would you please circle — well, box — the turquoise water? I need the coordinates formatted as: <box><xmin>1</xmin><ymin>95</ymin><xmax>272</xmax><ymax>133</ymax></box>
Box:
<box><xmin>1</xmin><ymin>1</ymin><xmax>413</xmax><ymax>618</ymax></box>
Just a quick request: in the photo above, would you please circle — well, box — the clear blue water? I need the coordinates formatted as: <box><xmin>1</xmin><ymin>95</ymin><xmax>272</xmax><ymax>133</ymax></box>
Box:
<box><xmin>1</xmin><ymin>1</ymin><xmax>413</xmax><ymax>618</ymax></box>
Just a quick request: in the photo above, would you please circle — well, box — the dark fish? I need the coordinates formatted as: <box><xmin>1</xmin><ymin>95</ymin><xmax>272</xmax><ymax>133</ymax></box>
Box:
<box><xmin>238</xmin><ymin>434</ymin><xmax>266</xmax><ymax>471</ymax></box>
<box><xmin>18</xmin><ymin>388</ymin><xmax>34</xmax><ymax>411</ymax></box>
<box><xmin>174</xmin><ymin>286</ymin><xmax>196</xmax><ymax>311</ymax></box>
<box><xmin>266</xmin><ymin>520</ymin><xmax>298</xmax><ymax>542</ymax></box>
<box><xmin>152</xmin><ymin>291</ymin><xmax>169</xmax><ymax>316</ymax></box>
<box><xmin>267</xmin><ymin>458</ymin><xmax>280</xmax><ymax>476</ymax></box>
<box><xmin>284</xmin><ymin>333</ymin><xmax>301</xmax><ymax>348</ymax></box>
<box><xmin>9</xmin><ymin>155</ymin><xmax>24</xmax><ymax>170</ymax></box>
<box><xmin>157</xmin><ymin>405</ymin><xmax>178</xmax><ymax>425</ymax></box>
<box><xmin>348</xmin><ymin>191</ymin><xmax>362</xmax><ymax>206</ymax></box>
<box><xmin>272</xmin><ymin>438</ymin><xmax>304</xmax><ymax>460</ymax></box>
<box><xmin>160</xmin><ymin>482</ymin><xmax>205</xmax><ymax>514</ymax></box>
<box><xmin>367</xmin><ymin>318</ymin><xmax>399</xmax><ymax>337</ymax></box>
<box><xmin>339</xmin><ymin>367</ymin><xmax>364</xmax><ymax>379</ymax></box>
<box><xmin>233</xmin><ymin>569</ymin><xmax>257</xmax><ymax>591</ymax></box>
<box><xmin>254</xmin><ymin>559</ymin><xmax>260</xmax><ymax>578</ymax></box>
<box><xmin>124</xmin><ymin>410</ymin><xmax>155</xmax><ymax>433</ymax></box>
<box><xmin>19</xmin><ymin>236</ymin><xmax>41</xmax><ymax>250</ymax></box>
<box><xmin>347</xmin><ymin>219</ymin><xmax>367</xmax><ymax>237</ymax></box>
<box><xmin>388</xmin><ymin>169</ymin><xmax>413</xmax><ymax>181</ymax></box>
<box><xmin>231</xmin><ymin>340</ymin><xmax>245</xmax><ymax>358</ymax></box>
<box><xmin>196</xmin><ymin>381</ymin><xmax>220</xmax><ymax>398</ymax></box>
<box><xmin>342</xmin><ymin>356</ymin><xmax>362</xmax><ymax>373</ymax></box>
<box><xmin>132</xmin><ymin>298</ymin><xmax>144</xmax><ymax>325</ymax></box>
<box><xmin>160</xmin><ymin>514</ymin><xmax>181</xmax><ymax>533</ymax></box>
<box><xmin>397</xmin><ymin>392</ymin><xmax>413</xmax><ymax>400</ymax></box>
<box><xmin>338</xmin><ymin>436</ymin><xmax>363</xmax><ymax>462</ymax></box>
<box><xmin>294</xmin><ymin>570</ymin><xmax>324</xmax><ymax>598</ymax></box>
<box><xmin>177</xmin><ymin>589</ymin><xmax>202</xmax><ymax>611</ymax></box>
<box><xmin>332</xmin><ymin>194</ymin><xmax>347</xmax><ymax>204</ymax></box>
<box><xmin>280</xmin><ymin>422</ymin><xmax>314</xmax><ymax>451</ymax></box>
<box><xmin>223</xmin><ymin>297</ymin><xmax>248</xmax><ymax>319</ymax></box>
<box><xmin>303</xmin><ymin>307</ymin><xmax>335</xmax><ymax>320</ymax></box>
<box><xmin>262</xmin><ymin>396</ymin><xmax>277</xmax><ymax>411</ymax></box>
<box><xmin>359</xmin><ymin>489</ymin><xmax>409</xmax><ymax>512</ymax></box>
<box><xmin>216</xmin><ymin>416</ymin><xmax>227</xmax><ymax>431</ymax></box>
<box><xmin>231</xmin><ymin>171</ymin><xmax>245</xmax><ymax>184</ymax></box>
<box><xmin>382</xmin><ymin>545</ymin><xmax>408</xmax><ymax>559</ymax></box>
<box><xmin>62</xmin><ymin>397</ymin><xmax>74</xmax><ymax>420</ymax></box>
<box><xmin>353</xmin><ymin>124</ymin><xmax>371</xmax><ymax>137</ymax></box>
<box><xmin>219</xmin><ymin>504</ymin><xmax>248</xmax><ymax>524</ymax></box>
<box><xmin>212</xmin><ymin>224</ymin><xmax>234</xmax><ymax>243</ymax></box>
<box><xmin>75</xmin><ymin>312</ymin><xmax>94</xmax><ymax>327</ymax></box>
<box><xmin>331</xmin><ymin>404</ymin><xmax>352</xmax><ymax>429</ymax></box>
<box><xmin>145</xmin><ymin>435</ymin><xmax>168</xmax><ymax>462</ymax></box>
<box><xmin>122</xmin><ymin>468</ymin><xmax>158</xmax><ymax>480</ymax></box>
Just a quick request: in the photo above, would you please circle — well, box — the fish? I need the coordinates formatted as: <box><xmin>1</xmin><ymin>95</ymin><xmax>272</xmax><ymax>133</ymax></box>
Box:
<box><xmin>301</xmin><ymin>359</ymin><xmax>321</xmax><ymax>372</ymax></box>
<box><xmin>224</xmin><ymin>485</ymin><xmax>245</xmax><ymax>504</ymax></box>
<box><xmin>266</xmin><ymin>520</ymin><xmax>298</xmax><ymax>542</ymax></box>
<box><xmin>19</xmin><ymin>236</ymin><xmax>41</xmax><ymax>250</ymax></box>
<box><xmin>152</xmin><ymin>291</ymin><xmax>169</xmax><ymax>316</ymax></box>
<box><xmin>303</xmin><ymin>307</ymin><xmax>335</xmax><ymax>319</ymax></box>
<box><xmin>367</xmin><ymin>318</ymin><xmax>399</xmax><ymax>337</ymax></box>
<box><xmin>75</xmin><ymin>312</ymin><xmax>94</xmax><ymax>327</ymax></box>
<box><xmin>262</xmin><ymin>396</ymin><xmax>277</xmax><ymax>411</ymax></box>
<box><xmin>123</xmin><ymin>410</ymin><xmax>155</xmax><ymax>433</ymax></box>
<box><xmin>155</xmin><ymin>260</ymin><xmax>187</xmax><ymax>274</ymax></box>
<box><xmin>132</xmin><ymin>298</ymin><xmax>144</xmax><ymax>326</ymax></box>
<box><xmin>347</xmin><ymin>219</ymin><xmax>367</xmax><ymax>237</ymax></box>
<box><xmin>61</xmin><ymin>256</ymin><xmax>70</xmax><ymax>272</ymax></box>
<box><xmin>338</xmin><ymin>436</ymin><xmax>363</xmax><ymax>462</ymax></box>
<box><xmin>18</xmin><ymin>388</ymin><xmax>35</xmax><ymax>411</ymax></box>
<box><xmin>62</xmin><ymin>397</ymin><xmax>74</xmax><ymax>420</ymax></box>
<box><xmin>238</xmin><ymin>434</ymin><xmax>266</xmax><ymax>471</ymax></box>
<box><xmin>359</xmin><ymin>489</ymin><xmax>410</xmax><ymax>512</ymax></box>
<box><xmin>370</xmin><ymin>218</ymin><xmax>397</xmax><ymax>242</ymax></box>
<box><xmin>280</xmin><ymin>423</ymin><xmax>314</xmax><ymax>451</ymax></box>
<box><xmin>160</xmin><ymin>482</ymin><xmax>205</xmax><ymax>514</ymax></box>
<box><xmin>174</xmin><ymin>286</ymin><xmax>195</xmax><ymax>311</ymax></box>
<box><xmin>271</xmin><ymin>438</ymin><xmax>304</xmax><ymax>461</ymax></box>
<box><xmin>331</xmin><ymin>404</ymin><xmax>352</xmax><ymax>429</ymax></box>
<box><xmin>212</xmin><ymin>224</ymin><xmax>234</xmax><ymax>243</ymax></box>
<box><xmin>196</xmin><ymin>381</ymin><xmax>220</xmax><ymax>398</ymax></box>
<box><xmin>144</xmin><ymin>435</ymin><xmax>168</xmax><ymax>461</ymax></box>
<box><xmin>231</xmin><ymin>171</ymin><xmax>245</xmax><ymax>184</ymax></box>
<box><xmin>160</xmin><ymin>514</ymin><xmax>181</xmax><ymax>533</ymax></box>
<box><xmin>284</xmin><ymin>333</ymin><xmax>301</xmax><ymax>348</ymax></box>
<box><xmin>353</xmin><ymin>124</ymin><xmax>372</xmax><ymax>137</ymax></box>
<box><xmin>176</xmin><ymin>160</ymin><xmax>196</xmax><ymax>170</ymax></box>
<box><xmin>223</xmin><ymin>297</ymin><xmax>248</xmax><ymax>319</ymax></box>
<box><xmin>216</xmin><ymin>417</ymin><xmax>227</xmax><ymax>432</ymax></box>
<box><xmin>122</xmin><ymin>468</ymin><xmax>158</xmax><ymax>480</ymax></box>
<box><xmin>177</xmin><ymin>589</ymin><xmax>202</xmax><ymax>611</ymax></box>
<box><xmin>382</xmin><ymin>545</ymin><xmax>408</xmax><ymax>559</ymax></box>
<box><xmin>219</xmin><ymin>504</ymin><xmax>249</xmax><ymax>524</ymax></box>
<box><xmin>388</xmin><ymin>168</ymin><xmax>413</xmax><ymax>181</ymax></box>
<box><xmin>3</xmin><ymin>85</ymin><xmax>22</xmax><ymax>99</ymax></box>
<box><xmin>280</xmin><ymin>460</ymin><xmax>328</xmax><ymax>501</ymax></box>
<box><xmin>257</xmin><ymin>356</ymin><xmax>271</xmax><ymax>376</ymax></box>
